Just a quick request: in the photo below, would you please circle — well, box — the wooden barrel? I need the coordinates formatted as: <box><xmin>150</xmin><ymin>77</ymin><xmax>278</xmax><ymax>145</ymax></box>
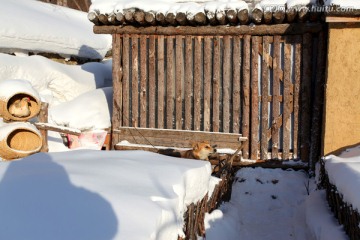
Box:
<box><xmin>0</xmin><ymin>122</ymin><xmax>42</xmax><ymax>160</ymax></box>
<box><xmin>0</xmin><ymin>79</ymin><xmax>41</xmax><ymax>121</ymax></box>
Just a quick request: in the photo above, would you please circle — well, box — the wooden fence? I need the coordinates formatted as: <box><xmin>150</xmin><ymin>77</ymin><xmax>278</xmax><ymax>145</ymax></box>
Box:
<box><xmin>108</xmin><ymin>23</ymin><xmax>326</xmax><ymax>162</ymax></box>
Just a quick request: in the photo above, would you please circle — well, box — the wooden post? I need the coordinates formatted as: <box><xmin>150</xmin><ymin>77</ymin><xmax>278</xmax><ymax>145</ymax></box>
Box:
<box><xmin>271</xmin><ymin>35</ymin><xmax>281</xmax><ymax>159</ymax></box>
<box><xmin>111</xmin><ymin>34</ymin><xmax>123</xmax><ymax>149</ymax></box>
<box><xmin>242</xmin><ymin>35</ymin><xmax>251</xmax><ymax>159</ymax></box>
<box><xmin>39</xmin><ymin>102</ymin><xmax>49</xmax><ymax>152</ymax></box>
<box><xmin>232</xmin><ymin>35</ymin><xmax>241</xmax><ymax>134</ymax></box>
<box><xmin>250</xmin><ymin>36</ymin><xmax>260</xmax><ymax>160</ymax></box>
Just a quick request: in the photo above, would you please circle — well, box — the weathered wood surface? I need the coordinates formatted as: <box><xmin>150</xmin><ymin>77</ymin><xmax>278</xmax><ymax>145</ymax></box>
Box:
<box><xmin>131</xmin><ymin>36</ymin><xmax>139</xmax><ymax>127</ymax></box>
<box><xmin>241</xmin><ymin>35</ymin><xmax>251</xmax><ymax>159</ymax></box>
<box><xmin>38</xmin><ymin>102</ymin><xmax>49</xmax><ymax>152</ymax></box>
<box><xmin>94</xmin><ymin>23</ymin><xmax>324</xmax><ymax>35</ymax></box>
<box><xmin>212</xmin><ymin>36</ymin><xmax>220</xmax><ymax>132</ymax></box>
<box><xmin>111</xmin><ymin>34</ymin><xmax>122</xmax><ymax>148</ymax></box>
<box><xmin>148</xmin><ymin>35</ymin><xmax>156</xmax><ymax>128</ymax></box>
<box><xmin>166</xmin><ymin>36</ymin><xmax>175</xmax><ymax>129</ymax></box>
<box><xmin>157</xmin><ymin>35</ymin><xmax>165</xmax><ymax>128</ymax></box>
<box><xmin>184</xmin><ymin>36</ymin><xmax>193</xmax><ymax>130</ymax></box>
<box><xmin>113</xmin><ymin>127</ymin><xmax>247</xmax><ymax>149</ymax></box>
<box><xmin>232</xmin><ymin>35</ymin><xmax>241</xmax><ymax>134</ymax></box>
<box><xmin>35</xmin><ymin>122</ymin><xmax>81</xmax><ymax>136</ymax></box>
<box><xmin>139</xmin><ymin>35</ymin><xmax>147</xmax><ymax>128</ymax></box>
<box><xmin>175</xmin><ymin>35</ymin><xmax>183</xmax><ymax>129</ymax></box>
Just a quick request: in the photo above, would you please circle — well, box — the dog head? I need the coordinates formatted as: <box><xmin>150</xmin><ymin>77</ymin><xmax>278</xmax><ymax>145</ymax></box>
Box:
<box><xmin>192</xmin><ymin>141</ymin><xmax>216</xmax><ymax>160</ymax></box>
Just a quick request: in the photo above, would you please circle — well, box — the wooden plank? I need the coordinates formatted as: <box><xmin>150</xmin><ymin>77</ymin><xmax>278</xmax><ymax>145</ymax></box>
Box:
<box><xmin>212</xmin><ymin>36</ymin><xmax>220</xmax><ymax>132</ymax></box>
<box><xmin>261</xmin><ymin>36</ymin><xmax>271</xmax><ymax>160</ymax></box>
<box><xmin>94</xmin><ymin>23</ymin><xmax>324</xmax><ymax>36</ymax></box>
<box><xmin>38</xmin><ymin>103</ymin><xmax>49</xmax><ymax>152</ymax></box>
<box><xmin>184</xmin><ymin>36</ymin><xmax>193</xmax><ymax>130</ymax></box>
<box><xmin>194</xmin><ymin>36</ymin><xmax>202</xmax><ymax>131</ymax></box>
<box><xmin>114</xmin><ymin>127</ymin><xmax>247</xmax><ymax>149</ymax></box>
<box><xmin>175</xmin><ymin>35</ymin><xmax>184</xmax><ymax>129</ymax></box>
<box><xmin>131</xmin><ymin>36</ymin><xmax>139</xmax><ymax>127</ymax></box>
<box><xmin>242</xmin><ymin>35</ymin><xmax>251</xmax><ymax>159</ymax></box>
<box><xmin>166</xmin><ymin>36</ymin><xmax>175</xmax><ymax>129</ymax></box>
<box><xmin>232</xmin><ymin>35</ymin><xmax>241</xmax><ymax>134</ymax></box>
<box><xmin>203</xmin><ymin>37</ymin><xmax>212</xmax><ymax>132</ymax></box>
<box><xmin>148</xmin><ymin>35</ymin><xmax>156</xmax><ymax>128</ymax></box>
<box><xmin>139</xmin><ymin>35</ymin><xmax>147</xmax><ymax>128</ymax></box>
<box><xmin>122</xmin><ymin>35</ymin><xmax>130</xmax><ymax>126</ymax></box>
<box><xmin>223</xmin><ymin>35</ymin><xmax>231</xmax><ymax>133</ymax></box>
<box><xmin>111</xmin><ymin>34</ymin><xmax>122</xmax><ymax>148</ymax></box>
<box><xmin>300</xmin><ymin>33</ymin><xmax>313</xmax><ymax>162</ymax></box>
<box><xmin>283</xmin><ymin>36</ymin><xmax>292</xmax><ymax>160</ymax></box>
<box><xmin>157</xmin><ymin>35</ymin><xmax>165</xmax><ymax>128</ymax></box>
<box><xmin>250</xmin><ymin>36</ymin><xmax>260</xmax><ymax>160</ymax></box>
<box><xmin>293</xmin><ymin>35</ymin><xmax>302</xmax><ymax>159</ymax></box>
<box><xmin>271</xmin><ymin>35</ymin><xmax>281</xmax><ymax>159</ymax></box>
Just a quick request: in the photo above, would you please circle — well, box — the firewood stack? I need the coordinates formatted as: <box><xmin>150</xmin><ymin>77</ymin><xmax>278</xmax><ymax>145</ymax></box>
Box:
<box><xmin>88</xmin><ymin>1</ymin><xmax>323</xmax><ymax>27</ymax></box>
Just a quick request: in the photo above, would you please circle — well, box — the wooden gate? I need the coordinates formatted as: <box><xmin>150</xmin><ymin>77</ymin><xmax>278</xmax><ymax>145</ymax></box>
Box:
<box><xmin>110</xmin><ymin>24</ymin><xmax>326</xmax><ymax>162</ymax></box>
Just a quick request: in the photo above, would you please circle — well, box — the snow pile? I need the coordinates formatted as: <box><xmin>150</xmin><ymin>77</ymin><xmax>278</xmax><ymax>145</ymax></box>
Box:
<box><xmin>0</xmin><ymin>0</ymin><xmax>112</xmax><ymax>59</ymax></box>
<box><xmin>49</xmin><ymin>87</ymin><xmax>113</xmax><ymax>130</ymax></box>
<box><xmin>0</xmin><ymin>54</ymin><xmax>112</xmax><ymax>105</ymax></box>
<box><xmin>90</xmin><ymin>0</ymin><xmax>248</xmax><ymax>15</ymax></box>
<box><xmin>323</xmin><ymin>145</ymin><xmax>360</xmax><ymax>212</ymax></box>
<box><xmin>0</xmin><ymin>79</ymin><xmax>40</xmax><ymax>101</ymax></box>
<box><xmin>0</xmin><ymin>150</ymin><xmax>215</xmax><ymax>240</ymax></box>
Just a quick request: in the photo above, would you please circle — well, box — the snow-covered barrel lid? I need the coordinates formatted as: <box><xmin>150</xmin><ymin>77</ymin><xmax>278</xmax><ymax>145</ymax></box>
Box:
<box><xmin>0</xmin><ymin>79</ymin><xmax>42</xmax><ymax>122</ymax></box>
<box><xmin>87</xmin><ymin>0</ymin><xmax>360</xmax><ymax>27</ymax></box>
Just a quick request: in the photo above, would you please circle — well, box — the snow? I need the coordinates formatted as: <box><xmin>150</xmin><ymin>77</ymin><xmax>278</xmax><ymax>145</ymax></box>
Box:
<box><xmin>323</xmin><ymin>145</ymin><xmax>360</xmax><ymax>212</ymax></box>
<box><xmin>0</xmin><ymin>150</ymin><xmax>214</xmax><ymax>240</ymax></box>
<box><xmin>0</xmin><ymin>53</ymin><xmax>112</xmax><ymax>106</ymax></box>
<box><xmin>0</xmin><ymin>0</ymin><xmax>356</xmax><ymax>239</ymax></box>
<box><xmin>0</xmin><ymin>79</ymin><xmax>40</xmax><ymax>101</ymax></box>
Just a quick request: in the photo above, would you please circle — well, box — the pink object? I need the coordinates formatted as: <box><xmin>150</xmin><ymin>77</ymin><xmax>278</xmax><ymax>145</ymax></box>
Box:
<box><xmin>67</xmin><ymin>130</ymin><xmax>107</xmax><ymax>150</ymax></box>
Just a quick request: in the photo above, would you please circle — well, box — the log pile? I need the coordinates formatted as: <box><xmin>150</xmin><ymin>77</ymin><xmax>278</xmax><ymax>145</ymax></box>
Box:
<box><xmin>179</xmin><ymin>163</ymin><xmax>236</xmax><ymax>240</ymax></box>
<box><xmin>319</xmin><ymin>159</ymin><xmax>360</xmax><ymax>240</ymax></box>
<box><xmin>88</xmin><ymin>4</ymin><xmax>324</xmax><ymax>27</ymax></box>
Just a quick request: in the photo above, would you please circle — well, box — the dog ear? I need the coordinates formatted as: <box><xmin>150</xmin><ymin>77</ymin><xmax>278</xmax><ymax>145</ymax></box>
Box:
<box><xmin>192</xmin><ymin>142</ymin><xmax>199</xmax><ymax>150</ymax></box>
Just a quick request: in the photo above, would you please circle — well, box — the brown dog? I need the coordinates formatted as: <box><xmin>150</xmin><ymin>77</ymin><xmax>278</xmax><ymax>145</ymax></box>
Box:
<box><xmin>158</xmin><ymin>141</ymin><xmax>216</xmax><ymax>161</ymax></box>
<box><xmin>181</xmin><ymin>141</ymin><xmax>216</xmax><ymax>160</ymax></box>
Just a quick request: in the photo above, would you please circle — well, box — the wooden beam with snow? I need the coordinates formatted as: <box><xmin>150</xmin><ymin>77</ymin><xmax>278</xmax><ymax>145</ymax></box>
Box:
<box><xmin>94</xmin><ymin>23</ymin><xmax>323</xmax><ymax>36</ymax></box>
<box><xmin>113</xmin><ymin>127</ymin><xmax>247</xmax><ymax>150</ymax></box>
<box><xmin>34</xmin><ymin>123</ymin><xmax>82</xmax><ymax>136</ymax></box>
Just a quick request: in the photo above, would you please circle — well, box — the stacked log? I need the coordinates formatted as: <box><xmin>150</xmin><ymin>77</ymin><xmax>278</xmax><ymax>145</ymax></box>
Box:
<box><xmin>88</xmin><ymin>3</ymin><xmax>324</xmax><ymax>27</ymax></box>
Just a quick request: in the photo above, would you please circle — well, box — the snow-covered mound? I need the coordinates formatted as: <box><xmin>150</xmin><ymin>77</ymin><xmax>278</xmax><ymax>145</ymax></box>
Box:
<box><xmin>0</xmin><ymin>150</ymin><xmax>216</xmax><ymax>240</ymax></box>
<box><xmin>0</xmin><ymin>53</ymin><xmax>112</xmax><ymax>105</ymax></box>
<box><xmin>323</xmin><ymin>145</ymin><xmax>360</xmax><ymax>212</ymax></box>
<box><xmin>0</xmin><ymin>0</ymin><xmax>112</xmax><ymax>59</ymax></box>
<box><xmin>49</xmin><ymin>87</ymin><xmax>113</xmax><ymax>130</ymax></box>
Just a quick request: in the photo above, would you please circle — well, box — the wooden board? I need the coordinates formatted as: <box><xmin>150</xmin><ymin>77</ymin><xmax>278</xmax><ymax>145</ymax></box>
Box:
<box><xmin>113</xmin><ymin>127</ymin><xmax>247</xmax><ymax>149</ymax></box>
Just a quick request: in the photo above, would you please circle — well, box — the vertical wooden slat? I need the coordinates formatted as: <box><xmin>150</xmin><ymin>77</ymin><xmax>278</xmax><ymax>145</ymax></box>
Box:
<box><xmin>166</xmin><ymin>36</ymin><xmax>175</xmax><ymax>129</ymax></box>
<box><xmin>223</xmin><ymin>35</ymin><xmax>231</xmax><ymax>133</ymax></box>
<box><xmin>310</xmin><ymin>31</ymin><xmax>326</xmax><ymax>170</ymax></box>
<box><xmin>212</xmin><ymin>36</ymin><xmax>220</xmax><ymax>132</ymax></box>
<box><xmin>250</xmin><ymin>36</ymin><xmax>260</xmax><ymax>160</ymax></box>
<box><xmin>242</xmin><ymin>35</ymin><xmax>251</xmax><ymax>159</ymax></box>
<box><xmin>184</xmin><ymin>36</ymin><xmax>193</xmax><ymax>130</ymax></box>
<box><xmin>232</xmin><ymin>35</ymin><xmax>241</xmax><ymax>134</ymax></box>
<box><xmin>203</xmin><ymin>37</ymin><xmax>212</xmax><ymax>132</ymax></box>
<box><xmin>139</xmin><ymin>35</ymin><xmax>147</xmax><ymax>128</ymax></box>
<box><xmin>131</xmin><ymin>36</ymin><xmax>139</xmax><ymax>127</ymax></box>
<box><xmin>111</xmin><ymin>34</ymin><xmax>122</xmax><ymax>148</ymax></box>
<box><xmin>157</xmin><ymin>35</ymin><xmax>165</xmax><ymax>128</ymax></box>
<box><xmin>194</xmin><ymin>36</ymin><xmax>202</xmax><ymax>131</ymax></box>
<box><xmin>283</xmin><ymin>36</ymin><xmax>292</xmax><ymax>160</ymax></box>
<box><xmin>175</xmin><ymin>35</ymin><xmax>183</xmax><ymax>129</ymax></box>
<box><xmin>293</xmin><ymin>35</ymin><xmax>302</xmax><ymax>159</ymax></box>
<box><xmin>271</xmin><ymin>35</ymin><xmax>281</xmax><ymax>159</ymax></box>
<box><xmin>300</xmin><ymin>33</ymin><xmax>313</xmax><ymax>162</ymax></box>
<box><xmin>148</xmin><ymin>35</ymin><xmax>156</xmax><ymax>128</ymax></box>
<box><xmin>261</xmin><ymin>36</ymin><xmax>270</xmax><ymax>160</ymax></box>
<box><xmin>122</xmin><ymin>34</ymin><xmax>130</xmax><ymax>126</ymax></box>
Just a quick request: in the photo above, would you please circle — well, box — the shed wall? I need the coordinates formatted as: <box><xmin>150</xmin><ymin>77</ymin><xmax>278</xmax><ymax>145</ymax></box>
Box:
<box><xmin>323</xmin><ymin>23</ymin><xmax>360</xmax><ymax>155</ymax></box>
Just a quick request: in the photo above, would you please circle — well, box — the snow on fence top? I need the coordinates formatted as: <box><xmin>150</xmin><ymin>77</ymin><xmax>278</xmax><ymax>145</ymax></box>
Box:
<box><xmin>88</xmin><ymin>0</ymin><xmax>360</xmax><ymax>26</ymax></box>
